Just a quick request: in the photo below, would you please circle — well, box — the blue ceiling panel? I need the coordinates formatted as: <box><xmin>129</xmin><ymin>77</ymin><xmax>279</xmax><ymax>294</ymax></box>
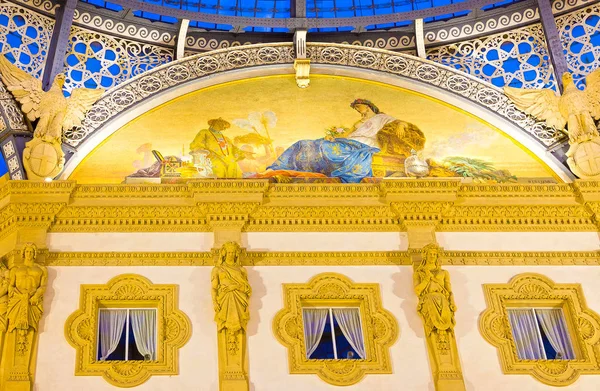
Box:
<box><xmin>79</xmin><ymin>0</ymin><xmax>524</xmax><ymax>31</ymax></box>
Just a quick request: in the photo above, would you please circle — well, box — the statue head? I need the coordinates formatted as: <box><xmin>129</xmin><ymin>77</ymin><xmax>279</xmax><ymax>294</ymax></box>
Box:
<box><xmin>21</xmin><ymin>243</ymin><xmax>37</xmax><ymax>266</ymax></box>
<box><xmin>219</xmin><ymin>242</ymin><xmax>241</xmax><ymax>267</ymax></box>
<box><xmin>350</xmin><ymin>99</ymin><xmax>380</xmax><ymax>115</ymax></box>
<box><xmin>561</xmin><ymin>72</ymin><xmax>574</xmax><ymax>86</ymax></box>
<box><xmin>208</xmin><ymin>118</ymin><xmax>231</xmax><ymax>132</ymax></box>
<box><xmin>419</xmin><ymin>243</ymin><xmax>440</xmax><ymax>271</ymax></box>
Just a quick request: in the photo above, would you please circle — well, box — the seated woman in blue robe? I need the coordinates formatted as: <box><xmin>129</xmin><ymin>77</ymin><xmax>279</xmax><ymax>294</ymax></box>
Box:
<box><xmin>264</xmin><ymin>99</ymin><xmax>401</xmax><ymax>183</ymax></box>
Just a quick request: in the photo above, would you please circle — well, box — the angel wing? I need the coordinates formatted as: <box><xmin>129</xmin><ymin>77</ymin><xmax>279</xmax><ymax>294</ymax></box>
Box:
<box><xmin>62</xmin><ymin>87</ymin><xmax>104</xmax><ymax>131</ymax></box>
<box><xmin>0</xmin><ymin>54</ymin><xmax>44</xmax><ymax>122</ymax></box>
<box><xmin>584</xmin><ymin>68</ymin><xmax>600</xmax><ymax>121</ymax></box>
<box><xmin>504</xmin><ymin>86</ymin><xmax>567</xmax><ymax>130</ymax></box>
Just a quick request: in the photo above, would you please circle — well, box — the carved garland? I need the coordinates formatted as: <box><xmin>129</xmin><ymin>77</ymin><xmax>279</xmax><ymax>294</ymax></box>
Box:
<box><xmin>64</xmin><ymin>274</ymin><xmax>192</xmax><ymax>388</ymax></box>
<box><xmin>273</xmin><ymin>273</ymin><xmax>398</xmax><ymax>386</ymax></box>
<box><xmin>479</xmin><ymin>273</ymin><xmax>600</xmax><ymax>386</ymax></box>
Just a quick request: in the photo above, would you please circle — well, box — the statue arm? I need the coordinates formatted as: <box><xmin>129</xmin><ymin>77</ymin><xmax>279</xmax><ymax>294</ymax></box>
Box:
<box><xmin>211</xmin><ymin>268</ymin><xmax>220</xmax><ymax>312</ymax></box>
<box><xmin>443</xmin><ymin>270</ymin><xmax>457</xmax><ymax>312</ymax></box>
<box><xmin>32</xmin><ymin>266</ymin><xmax>47</xmax><ymax>303</ymax></box>
<box><xmin>0</xmin><ymin>276</ymin><xmax>8</xmax><ymax>296</ymax></box>
<box><xmin>241</xmin><ymin>268</ymin><xmax>251</xmax><ymax>296</ymax></box>
<box><xmin>413</xmin><ymin>269</ymin><xmax>429</xmax><ymax>297</ymax></box>
<box><xmin>7</xmin><ymin>269</ymin><xmax>16</xmax><ymax>297</ymax></box>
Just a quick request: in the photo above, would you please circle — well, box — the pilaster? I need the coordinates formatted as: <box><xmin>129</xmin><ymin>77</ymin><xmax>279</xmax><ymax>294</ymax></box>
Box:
<box><xmin>397</xmin><ymin>182</ymin><xmax>466</xmax><ymax>391</ymax></box>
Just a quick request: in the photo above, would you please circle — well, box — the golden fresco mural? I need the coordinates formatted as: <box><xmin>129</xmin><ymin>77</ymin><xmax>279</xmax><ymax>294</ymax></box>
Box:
<box><xmin>70</xmin><ymin>75</ymin><xmax>558</xmax><ymax>184</ymax></box>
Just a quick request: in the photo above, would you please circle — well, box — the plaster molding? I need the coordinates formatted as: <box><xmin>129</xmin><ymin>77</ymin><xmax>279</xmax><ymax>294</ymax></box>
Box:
<box><xmin>272</xmin><ymin>273</ymin><xmax>398</xmax><ymax>386</ymax></box>
<box><xmin>480</xmin><ymin>273</ymin><xmax>600</xmax><ymax>386</ymax></box>
<box><xmin>2</xmin><ymin>180</ymin><xmax>600</xmax><ymax>234</ymax></box>
<box><xmin>64</xmin><ymin>274</ymin><xmax>192</xmax><ymax>387</ymax></box>
<box><xmin>43</xmin><ymin>250</ymin><xmax>600</xmax><ymax>266</ymax></box>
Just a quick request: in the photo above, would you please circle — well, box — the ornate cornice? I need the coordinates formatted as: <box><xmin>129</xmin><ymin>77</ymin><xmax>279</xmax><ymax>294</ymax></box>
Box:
<box><xmin>43</xmin><ymin>250</ymin><xmax>600</xmax><ymax>266</ymax></box>
<box><xmin>1</xmin><ymin>180</ymin><xmax>600</xmax><ymax>234</ymax></box>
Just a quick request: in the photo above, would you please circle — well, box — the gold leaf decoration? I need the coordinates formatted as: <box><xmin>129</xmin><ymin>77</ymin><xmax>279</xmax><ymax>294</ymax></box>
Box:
<box><xmin>64</xmin><ymin>274</ymin><xmax>191</xmax><ymax>388</ymax></box>
<box><xmin>273</xmin><ymin>273</ymin><xmax>398</xmax><ymax>386</ymax></box>
<box><xmin>480</xmin><ymin>273</ymin><xmax>600</xmax><ymax>387</ymax></box>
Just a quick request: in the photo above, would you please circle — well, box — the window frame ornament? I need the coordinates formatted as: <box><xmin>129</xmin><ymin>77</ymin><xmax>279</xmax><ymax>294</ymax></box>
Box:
<box><xmin>480</xmin><ymin>273</ymin><xmax>600</xmax><ymax>386</ymax></box>
<box><xmin>272</xmin><ymin>273</ymin><xmax>398</xmax><ymax>386</ymax></box>
<box><xmin>64</xmin><ymin>274</ymin><xmax>192</xmax><ymax>388</ymax></box>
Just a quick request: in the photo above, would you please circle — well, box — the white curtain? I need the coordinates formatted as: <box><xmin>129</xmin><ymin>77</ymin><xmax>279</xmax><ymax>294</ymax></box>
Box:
<box><xmin>333</xmin><ymin>308</ymin><xmax>366</xmax><ymax>359</ymax></box>
<box><xmin>99</xmin><ymin>309</ymin><xmax>127</xmax><ymax>361</ymax></box>
<box><xmin>535</xmin><ymin>309</ymin><xmax>575</xmax><ymax>360</ymax></box>
<box><xmin>131</xmin><ymin>309</ymin><xmax>157</xmax><ymax>360</ymax></box>
<box><xmin>302</xmin><ymin>309</ymin><xmax>329</xmax><ymax>358</ymax></box>
<box><xmin>508</xmin><ymin>309</ymin><xmax>546</xmax><ymax>360</ymax></box>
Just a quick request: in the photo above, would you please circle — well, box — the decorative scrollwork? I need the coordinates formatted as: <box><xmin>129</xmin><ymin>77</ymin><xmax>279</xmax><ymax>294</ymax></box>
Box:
<box><xmin>64</xmin><ymin>25</ymin><xmax>173</xmax><ymax>95</ymax></box>
<box><xmin>273</xmin><ymin>273</ymin><xmax>398</xmax><ymax>386</ymax></box>
<box><xmin>0</xmin><ymin>0</ymin><xmax>53</xmax><ymax>77</ymax></box>
<box><xmin>226</xmin><ymin>50</ymin><xmax>250</xmax><ymax>66</ymax></box>
<box><xmin>320</xmin><ymin>47</ymin><xmax>345</xmax><ymax>63</ymax></box>
<box><xmin>166</xmin><ymin>65</ymin><xmax>190</xmax><ymax>82</ymax></box>
<box><xmin>480</xmin><ymin>273</ymin><xmax>600</xmax><ymax>387</ymax></box>
<box><xmin>427</xmin><ymin>24</ymin><xmax>557</xmax><ymax>91</ymax></box>
<box><xmin>257</xmin><ymin>47</ymin><xmax>281</xmax><ymax>63</ymax></box>
<box><xmin>65</xmin><ymin>274</ymin><xmax>191</xmax><ymax>388</ymax></box>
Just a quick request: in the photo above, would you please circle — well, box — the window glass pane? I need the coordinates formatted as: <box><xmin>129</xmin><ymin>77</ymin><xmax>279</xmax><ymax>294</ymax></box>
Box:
<box><xmin>127</xmin><ymin>319</ymin><xmax>145</xmax><ymax>361</ymax></box>
<box><xmin>97</xmin><ymin>309</ymin><xmax>127</xmax><ymax>361</ymax></box>
<box><xmin>130</xmin><ymin>309</ymin><xmax>158</xmax><ymax>360</ymax></box>
<box><xmin>332</xmin><ymin>316</ymin><xmax>360</xmax><ymax>359</ymax></box>
<box><xmin>309</xmin><ymin>316</ymin><xmax>335</xmax><ymax>359</ymax></box>
<box><xmin>534</xmin><ymin>308</ymin><xmax>576</xmax><ymax>360</ymax></box>
<box><xmin>507</xmin><ymin>308</ymin><xmax>546</xmax><ymax>360</ymax></box>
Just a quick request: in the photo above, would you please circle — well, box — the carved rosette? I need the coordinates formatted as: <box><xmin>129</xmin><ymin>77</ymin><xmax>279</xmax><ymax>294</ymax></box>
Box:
<box><xmin>480</xmin><ymin>273</ymin><xmax>600</xmax><ymax>386</ymax></box>
<box><xmin>272</xmin><ymin>273</ymin><xmax>398</xmax><ymax>386</ymax></box>
<box><xmin>64</xmin><ymin>274</ymin><xmax>191</xmax><ymax>388</ymax></box>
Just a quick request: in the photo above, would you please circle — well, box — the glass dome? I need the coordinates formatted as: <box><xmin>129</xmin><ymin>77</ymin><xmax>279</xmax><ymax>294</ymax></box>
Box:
<box><xmin>79</xmin><ymin>0</ymin><xmax>525</xmax><ymax>32</ymax></box>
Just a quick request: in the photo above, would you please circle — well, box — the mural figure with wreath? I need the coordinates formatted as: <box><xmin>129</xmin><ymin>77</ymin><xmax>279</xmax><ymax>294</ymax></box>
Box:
<box><xmin>0</xmin><ymin>55</ymin><xmax>103</xmax><ymax>180</ymax></box>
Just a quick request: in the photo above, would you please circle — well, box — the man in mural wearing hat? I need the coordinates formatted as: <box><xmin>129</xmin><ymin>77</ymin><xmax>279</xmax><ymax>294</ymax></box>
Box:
<box><xmin>190</xmin><ymin>118</ymin><xmax>251</xmax><ymax>178</ymax></box>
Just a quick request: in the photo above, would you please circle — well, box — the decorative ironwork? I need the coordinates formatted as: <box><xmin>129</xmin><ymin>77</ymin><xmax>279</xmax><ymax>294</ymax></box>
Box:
<box><xmin>556</xmin><ymin>3</ymin><xmax>600</xmax><ymax>89</ymax></box>
<box><xmin>426</xmin><ymin>23</ymin><xmax>557</xmax><ymax>90</ymax></box>
<box><xmin>63</xmin><ymin>25</ymin><xmax>174</xmax><ymax>94</ymax></box>
<box><xmin>0</xmin><ymin>0</ymin><xmax>53</xmax><ymax>77</ymax></box>
<box><xmin>63</xmin><ymin>43</ymin><xmax>563</xmax><ymax>152</ymax></box>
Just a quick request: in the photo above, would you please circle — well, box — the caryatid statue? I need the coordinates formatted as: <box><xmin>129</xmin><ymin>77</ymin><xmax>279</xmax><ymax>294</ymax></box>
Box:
<box><xmin>413</xmin><ymin>244</ymin><xmax>465</xmax><ymax>391</ymax></box>
<box><xmin>0</xmin><ymin>261</ymin><xmax>8</xmax><ymax>352</ymax></box>
<box><xmin>211</xmin><ymin>242</ymin><xmax>251</xmax><ymax>391</ymax></box>
<box><xmin>414</xmin><ymin>244</ymin><xmax>457</xmax><ymax>349</ymax></box>
<box><xmin>0</xmin><ymin>243</ymin><xmax>48</xmax><ymax>389</ymax></box>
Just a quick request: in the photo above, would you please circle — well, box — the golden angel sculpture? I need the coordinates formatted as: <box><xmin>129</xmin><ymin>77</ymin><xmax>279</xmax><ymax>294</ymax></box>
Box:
<box><xmin>504</xmin><ymin>71</ymin><xmax>600</xmax><ymax>179</ymax></box>
<box><xmin>0</xmin><ymin>55</ymin><xmax>104</xmax><ymax>180</ymax></box>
